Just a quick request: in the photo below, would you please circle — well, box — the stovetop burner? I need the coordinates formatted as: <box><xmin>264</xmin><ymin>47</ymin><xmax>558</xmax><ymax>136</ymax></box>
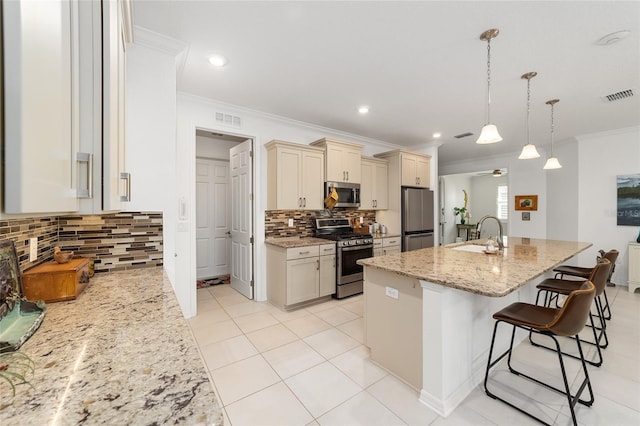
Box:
<box><xmin>315</xmin><ymin>218</ymin><xmax>373</xmax><ymax>247</ymax></box>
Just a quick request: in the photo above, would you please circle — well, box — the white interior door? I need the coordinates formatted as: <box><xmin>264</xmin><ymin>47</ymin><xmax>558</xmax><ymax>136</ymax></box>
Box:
<box><xmin>195</xmin><ymin>159</ymin><xmax>230</xmax><ymax>279</ymax></box>
<box><xmin>230</xmin><ymin>140</ymin><xmax>253</xmax><ymax>299</ymax></box>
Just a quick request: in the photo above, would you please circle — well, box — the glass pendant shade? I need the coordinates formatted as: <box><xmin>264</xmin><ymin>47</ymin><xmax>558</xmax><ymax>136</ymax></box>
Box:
<box><xmin>476</xmin><ymin>124</ymin><xmax>503</xmax><ymax>144</ymax></box>
<box><xmin>543</xmin><ymin>156</ymin><xmax>562</xmax><ymax>169</ymax></box>
<box><xmin>518</xmin><ymin>144</ymin><xmax>541</xmax><ymax>159</ymax></box>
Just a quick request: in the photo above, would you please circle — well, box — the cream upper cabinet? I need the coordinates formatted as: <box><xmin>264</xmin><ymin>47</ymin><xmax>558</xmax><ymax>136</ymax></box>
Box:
<box><xmin>266</xmin><ymin>140</ymin><xmax>325</xmax><ymax>210</ymax></box>
<box><xmin>102</xmin><ymin>0</ymin><xmax>130</xmax><ymax>211</ymax></box>
<box><xmin>310</xmin><ymin>138</ymin><xmax>363</xmax><ymax>183</ymax></box>
<box><xmin>360</xmin><ymin>157</ymin><xmax>389</xmax><ymax>210</ymax></box>
<box><xmin>3</xmin><ymin>0</ymin><xmax>79</xmax><ymax>213</ymax></box>
<box><xmin>400</xmin><ymin>152</ymin><xmax>431</xmax><ymax>188</ymax></box>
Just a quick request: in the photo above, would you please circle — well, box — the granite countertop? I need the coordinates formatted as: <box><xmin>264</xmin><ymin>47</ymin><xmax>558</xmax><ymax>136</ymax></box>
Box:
<box><xmin>0</xmin><ymin>268</ymin><xmax>223</xmax><ymax>425</ymax></box>
<box><xmin>265</xmin><ymin>236</ymin><xmax>331</xmax><ymax>248</ymax></box>
<box><xmin>358</xmin><ymin>237</ymin><xmax>592</xmax><ymax>297</ymax></box>
<box><xmin>372</xmin><ymin>234</ymin><xmax>400</xmax><ymax>240</ymax></box>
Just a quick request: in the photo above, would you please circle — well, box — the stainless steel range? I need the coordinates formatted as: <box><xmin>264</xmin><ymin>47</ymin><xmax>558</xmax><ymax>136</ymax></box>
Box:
<box><xmin>315</xmin><ymin>218</ymin><xmax>373</xmax><ymax>299</ymax></box>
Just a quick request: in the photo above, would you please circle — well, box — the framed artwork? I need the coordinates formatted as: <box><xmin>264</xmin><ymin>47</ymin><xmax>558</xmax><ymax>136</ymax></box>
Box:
<box><xmin>617</xmin><ymin>174</ymin><xmax>640</xmax><ymax>226</ymax></box>
<box><xmin>515</xmin><ymin>195</ymin><xmax>538</xmax><ymax>211</ymax></box>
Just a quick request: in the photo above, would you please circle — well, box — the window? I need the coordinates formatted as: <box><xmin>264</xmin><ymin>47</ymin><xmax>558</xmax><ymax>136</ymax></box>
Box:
<box><xmin>497</xmin><ymin>185</ymin><xmax>508</xmax><ymax>220</ymax></box>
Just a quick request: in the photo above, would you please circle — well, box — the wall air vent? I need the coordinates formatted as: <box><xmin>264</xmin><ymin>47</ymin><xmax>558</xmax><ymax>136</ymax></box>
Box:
<box><xmin>602</xmin><ymin>88</ymin><xmax>634</xmax><ymax>102</ymax></box>
<box><xmin>454</xmin><ymin>132</ymin><xmax>474</xmax><ymax>139</ymax></box>
<box><xmin>215</xmin><ymin>112</ymin><xmax>242</xmax><ymax>128</ymax></box>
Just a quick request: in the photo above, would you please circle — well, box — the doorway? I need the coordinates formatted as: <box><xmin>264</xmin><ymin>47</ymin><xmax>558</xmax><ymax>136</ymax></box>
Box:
<box><xmin>195</xmin><ymin>129</ymin><xmax>254</xmax><ymax>301</ymax></box>
<box><xmin>439</xmin><ymin>169</ymin><xmax>509</xmax><ymax>245</ymax></box>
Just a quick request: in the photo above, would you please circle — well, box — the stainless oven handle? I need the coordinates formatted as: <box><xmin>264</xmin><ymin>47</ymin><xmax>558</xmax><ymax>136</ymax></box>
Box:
<box><xmin>340</xmin><ymin>244</ymin><xmax>373</xmax><ymax>252</ymax></box>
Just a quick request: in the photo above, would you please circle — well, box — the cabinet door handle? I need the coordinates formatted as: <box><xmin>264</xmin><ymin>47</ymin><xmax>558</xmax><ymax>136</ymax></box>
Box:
<box><xmin>77</xmin><ymin>152</ymin><xmax>93</xmax><ymax>199</ymax></box>
<box><xmin>120</xmin><ymin>172</ymin><xmax>131</xmax><ymax>202</ymax></box>
<box><xmin>299</xmin><ymin>250</ymin><xmax>310</xmax><ymax>255</ymax></box>
<box><xmin>333</xmin><ymin>256</ymin><xmax>335</xmax><ymax>267</ymax></box>
<box><xmin>316</xmin><ymin>259</ymin><xmax>320</xmax><ymax>270</ymax></box>
<box><xmin>303</xmin><ymin>197</ymin><xmax>306</xmax><ymax>207</ymax></box>
<box><xmin>323</xmin><ymin>248</ymin><xmax>332</xmax><ymax>252</ymax></box>
<box><xmin>298</xmin><ymin>197</ymin><xmax>302</xmax><ymax>207</ymax></box>
<box><xmin>346</xmin><ymin>171</ymin><xmax>349</xmax><ymax>181</ymax></box>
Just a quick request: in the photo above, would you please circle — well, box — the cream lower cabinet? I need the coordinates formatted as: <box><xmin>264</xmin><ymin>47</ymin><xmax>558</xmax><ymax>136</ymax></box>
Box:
<box><xmin>361</xmin><ymin>157</ymin><xmax>389</xmax><ymax>210</ymax></box>
<box><xmin>266</xmin><ymin>140</ymin><xmax>325</xmax><ymax>210</ymax></box>
<box><xmin>374</xmin><ymin>236</ymin><xmax>401</xmax><ymax>256</ymax></box>
<box><xmin>267</xmin><ymin>243</ymin><xmax>336</xmax><ymax>309</ymax></box>
<box><xmin>319</xmin><ymin>245</ymin><xmax>336</xmax><ymax>297</ymax></box>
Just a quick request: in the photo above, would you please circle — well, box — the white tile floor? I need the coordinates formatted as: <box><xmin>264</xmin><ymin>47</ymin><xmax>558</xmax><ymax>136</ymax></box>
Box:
<box><xmin>189</xmin><ymin>284</ymin><xmax>640</xmax><ymax>426</ymax></box>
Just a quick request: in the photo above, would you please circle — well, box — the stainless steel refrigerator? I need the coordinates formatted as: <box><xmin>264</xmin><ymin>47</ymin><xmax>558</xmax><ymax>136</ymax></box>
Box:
<box><xmin>401</xmin><ymin>187</ymin><xmax>435</xmax><ymax>251</ymax></box>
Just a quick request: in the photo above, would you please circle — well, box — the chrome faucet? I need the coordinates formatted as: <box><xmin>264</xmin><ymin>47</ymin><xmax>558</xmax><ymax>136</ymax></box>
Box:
<box><xmin>476</xmin><ymin>215</ymin><xmax>505</xmax><ymax>250</ymax></box>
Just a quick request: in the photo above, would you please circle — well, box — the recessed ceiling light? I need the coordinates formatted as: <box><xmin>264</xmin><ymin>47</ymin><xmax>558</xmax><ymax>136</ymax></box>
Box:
<box><xmin>432</xmin><ymin>132</ymin><xmax>441</xmax><ymax>138</ymax></box>
<box><xmin>358</xmin><ymin>106</ymin><xmax>369</xmax><ymax>114</ymax></box>
<box><xmin>208</xmin><ymin>54</ymin><xmax>228</xmax><ymax>67</ymax></box>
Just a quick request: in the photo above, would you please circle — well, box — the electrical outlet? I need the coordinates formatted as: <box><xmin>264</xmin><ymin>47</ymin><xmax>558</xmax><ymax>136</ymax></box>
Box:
<box><xmin>385</xmin><ymin>286</ymin><xmax>399</xmax><ymax>299</ymax></box>
<box><xmin>288</xmin><ymin>218</ymin><xmax>294</xmax><ymax>227</ymax></box>
<box><xmin>29</xmin><ymin>238</ymin><xmax>38</xmax><ymax>262</ymax></box>
<box><xmin>359</xmin><ymin>216</ymin><xmax>363</xmax><ymax>224</ymax></box>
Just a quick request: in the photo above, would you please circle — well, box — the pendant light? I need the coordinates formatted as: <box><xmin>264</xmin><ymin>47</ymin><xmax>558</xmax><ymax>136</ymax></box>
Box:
<box><xmin>476</xmin><ymin>29</ymin><xmax>503</xmax><ymax>144</ymax></box>
<box><xmin>518</xmin><ymin>72</ymin><xmax>541</xmax><ymax>159</ymax></box>
<box><xmin>543</xmin><ymin>99</ymin><xmax>562</xmax><ymax>170</ymax></box>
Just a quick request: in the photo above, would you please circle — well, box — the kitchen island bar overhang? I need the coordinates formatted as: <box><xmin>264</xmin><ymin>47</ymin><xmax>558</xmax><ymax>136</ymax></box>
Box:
<box><xmin>358</xmin><ymin>237</ymin><xmax>592</xmax><ymax>417</ymax></box>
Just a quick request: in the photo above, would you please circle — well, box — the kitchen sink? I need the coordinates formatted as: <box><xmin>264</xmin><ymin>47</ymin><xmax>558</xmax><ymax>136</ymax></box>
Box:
<box><xmin>450</xmin><ymin>244</ymin><xmax>487</xmax><ymax>253</ymax></box>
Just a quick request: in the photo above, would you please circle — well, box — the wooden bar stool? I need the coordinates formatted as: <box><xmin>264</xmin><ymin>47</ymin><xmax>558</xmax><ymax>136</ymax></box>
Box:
<box><xmin>554</xmin><ymin>249</ymin><xmax>618</xmax><ymax>320</ymax></box>
<box><xmin>484</xmin><ymin>281</ymin><xmax>596</xmax><ymax>426</ymax></box>
<box><xmin>535</xmin><ymin>259</ymin><xmax>612</xmax><ymax>367</ymax></box>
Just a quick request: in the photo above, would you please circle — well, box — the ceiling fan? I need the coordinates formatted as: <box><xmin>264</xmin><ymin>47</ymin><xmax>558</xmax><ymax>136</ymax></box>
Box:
<box><xmin>475</xmin><ymin>168</ymin><xmax>508</xmax><ymax>177</ymax></box>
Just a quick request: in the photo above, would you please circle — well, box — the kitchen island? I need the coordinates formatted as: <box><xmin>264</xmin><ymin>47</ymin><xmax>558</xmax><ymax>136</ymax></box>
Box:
<box><xmin>0</xmin><ymin>268</ymin><xmax>223</xmax><ymax>425</ymax></box>
<box><xmin>358</xmin><ymin>237</ymin><xmax>591</xmax><ymax>417</ymax></box>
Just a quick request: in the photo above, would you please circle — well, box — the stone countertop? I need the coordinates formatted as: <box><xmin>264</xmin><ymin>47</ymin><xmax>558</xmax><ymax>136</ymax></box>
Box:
<box><xmin>372</xmin><ymin>234</ymin><xmax>401</xmax><ymax>240</ymax></box>
<box><xmin>358</xmin><ymin>237</ymin><xmax>592</xmax><ymax>297</ymax></box>
<box><xmin>0</xmin><ymin>268</ymin><xmax>223</xmax><ymax>425</ymax></box>
<box><xmin>265</xmin><ymin>236</ymin><xmax>332</xmax><ymax>248</ymax></box>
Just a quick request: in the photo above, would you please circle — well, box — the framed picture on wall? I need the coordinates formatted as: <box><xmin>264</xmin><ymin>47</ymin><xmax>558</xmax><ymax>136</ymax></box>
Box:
<box><xmin>515</xmin><ymin>195</ymin><xmax>538</xmax><ymax>211</ymax></box>
<box><xmin>617</xmin><ymin>174</ymin><xmax>640</xmax><ymax>226</ymax></box>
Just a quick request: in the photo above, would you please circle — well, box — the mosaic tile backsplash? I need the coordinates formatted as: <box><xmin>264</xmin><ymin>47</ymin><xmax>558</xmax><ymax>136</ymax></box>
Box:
<box><xmin>0</xmin><ymin>212</ymin><xmax>162</xmax><ymax>274</ymax></box>
<box><xmin>265</xmin><ymin>209</ymin><xmax>377</xmax><ymax>238</ymax></box>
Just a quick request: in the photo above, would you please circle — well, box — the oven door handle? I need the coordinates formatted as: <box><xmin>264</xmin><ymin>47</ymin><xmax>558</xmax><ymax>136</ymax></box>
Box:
<box><xmin>340</xmin><ymin>244</ymin><xmax>373</xmax><ymax>252</ymax></box>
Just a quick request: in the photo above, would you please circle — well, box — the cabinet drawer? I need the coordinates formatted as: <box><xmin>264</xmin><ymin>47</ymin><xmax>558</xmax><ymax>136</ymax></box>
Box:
<box><xmin>286</xmin><ymin>245</ymin><xmax>320</xmax><ymax>260</ymax></box>
<box><xmin>373</xmin><ymin>239</ymin><xmax>383</xmax><ymax>249</ymax></box>
<box><xmin>319</xmin><ymin>244</ymin><xmax>336</xmax><ymax>256</ymax></box>
<box><xmin>383</xmin><ymin>237</ymin><xmax>400</xmax><ymax>247</ymax></box>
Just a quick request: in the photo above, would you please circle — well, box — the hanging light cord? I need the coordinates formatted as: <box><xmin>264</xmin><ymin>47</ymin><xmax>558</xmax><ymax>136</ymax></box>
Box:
<box><xmin>526</xmin><ymin>78</ymin><xmax>531</xmax><ymax>144</ymax></box>
<box><xmin>486</xmin><ymin>38</ymin><xmax>492</xmax><ymax>123</ymax></box>
<box><xmin>550</xmin><ymin>102</ymin><xmax>555</xmax><ymax>155</ymax></box>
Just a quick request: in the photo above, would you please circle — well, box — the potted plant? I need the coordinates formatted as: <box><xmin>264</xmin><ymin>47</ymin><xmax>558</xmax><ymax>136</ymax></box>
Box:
<box><xmin>454</xmin><ymin>206</ymin><xmax>468</xmax><ymax>224</ymax></box>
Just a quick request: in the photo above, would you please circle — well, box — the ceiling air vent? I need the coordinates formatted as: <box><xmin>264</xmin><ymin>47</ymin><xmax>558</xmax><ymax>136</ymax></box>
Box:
<box><xmin>602</xmin><ymin>89</ymin><xmax>634</xmax><ymax>102</ymax></box>
<box><xmin>215</xmin><ymin>112</ymin><xmax>242</xmax><ymax>128</ymax></box>
<box><xmin>454</xmin><ymin>132</ymin><xmax>474</xmax><ymax>139</ymax></box>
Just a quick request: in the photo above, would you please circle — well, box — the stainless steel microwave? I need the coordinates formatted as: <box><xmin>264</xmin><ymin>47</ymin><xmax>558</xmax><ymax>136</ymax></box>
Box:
<box><xmin>325</xmin><ymin>182</ymin><xmax>360</xmax><ymax>208</ymax></box>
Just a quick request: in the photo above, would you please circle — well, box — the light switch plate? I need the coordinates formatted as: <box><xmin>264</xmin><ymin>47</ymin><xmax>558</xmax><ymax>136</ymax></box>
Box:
<box><xmin>288</xmin><ymin>218</ymin><xmax>294</xmax><ymax>227</ymax></box>
<box><xmin>385</xmin><ymin>286</ymin><xmax>399</xmax><ymax>299</ymax></box>
<box><xmin>29</xmin><ymin>237</ymin><xmax>38</xmax><ymax>262</ymax></box>
<box><xmin>359</xmin><ymin>216</ymin><xmax>363</xmax><ymax>224</ymax></box>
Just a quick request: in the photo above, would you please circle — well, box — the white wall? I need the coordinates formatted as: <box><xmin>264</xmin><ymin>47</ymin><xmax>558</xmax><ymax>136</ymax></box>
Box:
<box><xmin>440</xmin><ymin>174</ymin><xmax>471</xmax><ymax>244</ymax></box>
<box><xmin>471</xmin><ymin>174</ymin><xmax>508</xmax><ymax>238</ymax></box>
<box><xmin>441</xmin><ymin>153</ymin><xmax>548</xmax><ymax>239</ymax></box>
<box><xmin>572</xmin><ymin>126</ymin><xmax>640</xmax><ymax>286</ymax></box>
<box><xmin>176</xmin><ymin>94</ymin><xmax>440</xmax><ymax>317</ymax></box>
<box><xmin>196</xmin><ymin>135</ymin><xmax>240</xmax><ymax>160</ymax></box>
<box><xmin>442</xmin><ymin>126</ymin><xmax>639</xmax><ymax>287</ymax></box>
<box><xmin>125</xmin><ymin>27</ymin><xmax>184</xmax><ymax>297</ymax></box>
